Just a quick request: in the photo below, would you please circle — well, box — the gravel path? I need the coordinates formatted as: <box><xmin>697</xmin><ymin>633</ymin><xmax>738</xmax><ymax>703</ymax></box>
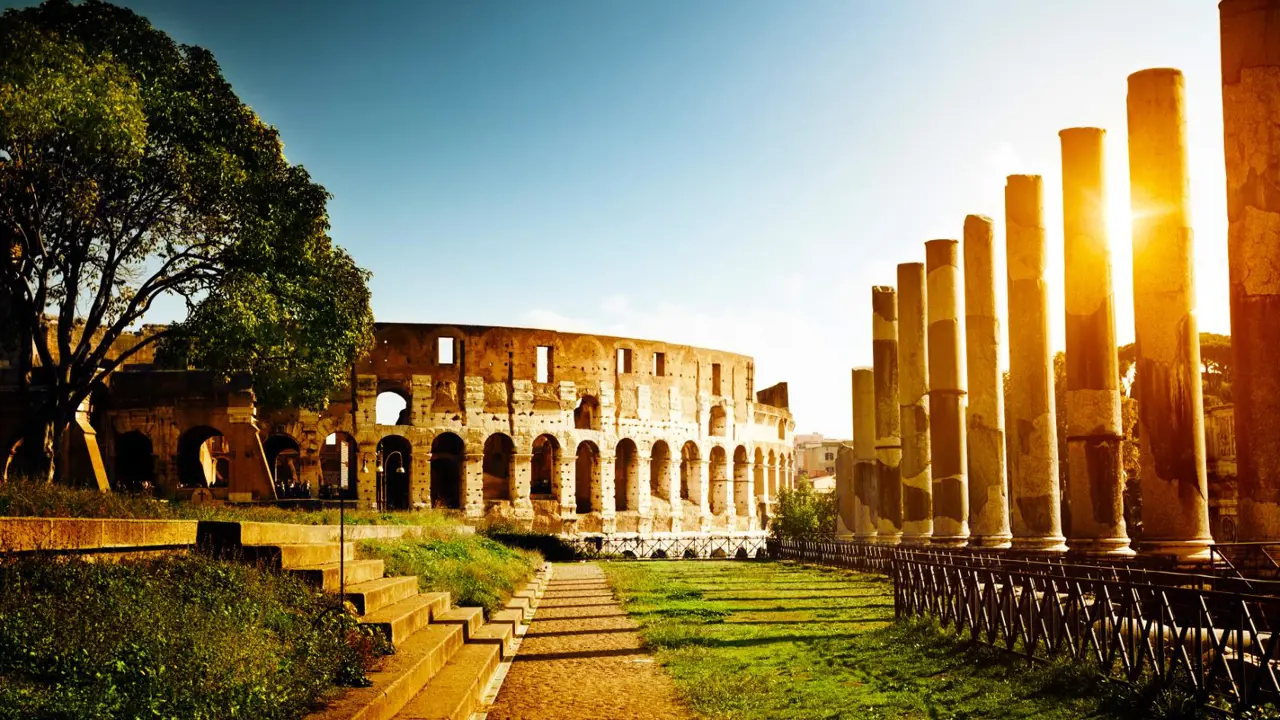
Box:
<box><xmin>484</xmin><ymin>563</ymin><xmax>694</xmax><ymax>720</ymax></box>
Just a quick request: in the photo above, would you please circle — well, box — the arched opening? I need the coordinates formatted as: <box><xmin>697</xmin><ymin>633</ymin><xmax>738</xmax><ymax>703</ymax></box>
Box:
<box><xmin>709</xmin><ymin>446</ymin><xmax>729</xmax><ymax>515</ymax></box>
<box><xmin>575</xmin><ymin>441</ymin><xmax>599</xmax><ymax>513</ymax></box>
<box><xmin>264</xmin><ymin>434</ymin><xmax>305</xmax><ymax>498</ymax></box>
<box><xmin>430</xmin><ymin>433</ymin><xmax>464</xmax><ymax>510</ymax></box>
<box><xmin>649</xmin><ymin>440</ymin><xmax>671</xmax><ymax>501</ymax></box>
<box><xmin>375</xmin><ymin>388</ymin><xmax>412</xmax><ymax>426</ymax></box>
<box><xmin>320</xmin><ymin>432</ymin><xmax>358</xmax><ymax>500</ymax></box>
<box><xmin>376</xmin><ymin>435</ymin><xmax>412</xmax><ymax>511</ymax></box>
<box><xmin>679</xmin><ymin>441</ymin><xmax>698</xmax><ymax>501</ymax></box>
<box><xmin>708</xmin><ymin>405</ymin><xmax>727</xmax><ymax>437</ymax></box>
<box><xmin>531</xmin><ymin>434</ymin><xmax>559</xmax><ymax>497</ymax></box>
<box><xmin>710</xmin><ymin>547</ymin><xmax>727</xmax><ymax>559</ymax></box>
<box><xmin>768</xmin><ymin>450</ymin><xmax>778</xmax><ymax>497</ymax></box>
<box><xmin>483</xmin><ymin>433</ymin><xmax>515</xmax><ymax>502</ymax></box>
<box><xmin>574</xmin><ymin>395</ymin><xmax>600</xmax><ymax>431</ymax></box>
<box><xmin>112</xmin><ymin>431</ymin><xmax>154</xmax><ymax>492</ymax></box>
<box><xmin>753</xmin><ymin>447</ymin><xmax>765</xmax><ymax>499</ymax></box>
<box><xmin>682</xmin><ymin>547</ymin><xmax>697</xmax><ymax>559</ymax></box>
<box><xmin>614</xmin><ymin>439</ymin><xmax>638</xmax><ymax>511</ymax></box>
<box><xmin>777</xmin><ymin>419</ymin><xmax>786</xmax><ymax>440</ymax></box>
<box><xmin>651</xmin><ymin>549</ymin><xmax>668</xmax><ymax>559</ymax></box>
<box><xmin>735</xmin><ymin>547</ymin><xmax>749</xmax><ymax>560</ymax></box>
<box><xmin>176</xmin><ymin>426</ymin><xmax>227</xmax><ymax>488</ymax></box>
<box><xmin>733</xmin><ymin>445</ymin><xmax>750</xmax><ymax>516</ymax></box>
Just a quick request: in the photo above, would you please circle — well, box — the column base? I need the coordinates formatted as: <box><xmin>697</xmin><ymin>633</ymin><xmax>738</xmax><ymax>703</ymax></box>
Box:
<box><xmin>875</xmin><ymin>532</ymin><xmax>903</xmax><ymax>546</ymax></box>
<box><xmin>929</xmin><ymin>535</ymin><xmax>970</xmax><ymax>548</ymax></box>
<box><xmin>637</xmin><ymin>516</ymin><xmax>653</xmax><ymax>535</ymax></box>
<box><xmin>968</xmin><ymin>533</ymin><xmax>1013</xmax><ymax>550</ymax></box>
<box><xmin>1135</xmin><ymin>538</ymin><xmax>1213</xmax><ymax>563</ymax></box>
<box><xmin>670</xmin><ymin>515</ymin><xmax>683</xmax><ymax>534</ymax></box>
<box><xmin>900</xmin><ymin>532</ymin><xmax>933</xmax><ymax>546</ymax></box>
<box><xmin>854</xmin><ymin>533</ymin><xmax>879</xmax><ymax>543</ymax></box>
<box><xmin>601</xmin><ymin>516</ymin><xmax>617</xmax><ymax>534</ymax></box>
<box><xmin>1010</xmin><ymin>536</ymin><xmax>1068</xmax><ymax>553</ymax></box>
<box><xmin>698</xmin><ymin>513</ymin><xmax>711</xmax><ymax>532</ymax></box>
<box><xmin>1067</xmin><ymin>538</ymin><xmax>1135</xmax><ymax>558</ymax></box>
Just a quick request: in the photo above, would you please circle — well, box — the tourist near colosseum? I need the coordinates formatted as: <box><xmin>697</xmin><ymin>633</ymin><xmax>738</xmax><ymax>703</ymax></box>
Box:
<box><xmin>2</xmin><ymin>1</ymin><xmax>1280</xmax><ymax>719</ymax></box>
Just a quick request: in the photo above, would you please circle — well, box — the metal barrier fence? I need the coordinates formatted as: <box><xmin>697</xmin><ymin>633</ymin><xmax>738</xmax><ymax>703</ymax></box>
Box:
<box><xmin>566</xmin><ymin>533</ymin><xmax>769</xmax><ymax>560</ymax></box>
<box><xmin>776</xmin><ymin>537</ymin><xmax>1280</xmax><ymax>716</ymax></box>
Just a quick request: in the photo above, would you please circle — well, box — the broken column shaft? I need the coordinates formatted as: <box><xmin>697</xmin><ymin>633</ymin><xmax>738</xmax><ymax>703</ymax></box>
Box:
<box><xmin>925</xmin><ymin>240</ymin><xmax>969</xmax><ymax>547</ymax></box>
<box><xmin>872</xmin><ymin>285</ymin><xmax>903</xmax><ymax>544</ymax></box>
<box><xmin>1060</xmin><ymin>127</ymin><xmax>1133</xmax><ymax>557</ymax></box>
<box><xmin>1005</xmin><ymin>174</ymin><xmax>1067</xmax><ymax>553</ymax></box>
<box><xmin>1221</xmin><ymin>0</ymin><xmax>1280</xmax><ymax>540</ymax></box>
<box><xmin>1127</xmin><ymin>69</ymin><xmax>1213</xmax><ymax>561</ymax></box>
<box><xmin>964</xmin><ymin>214</ymin><xmax>1012</xmax><ymax>548</ymax></box>
<box><xmin>852</xmin><ymin>367</ymin><xmax>880</xmax><ymax>540</ymax></box>
<box><xmin>897</xmin><ymin>263</ymin><xmax>933</xmax><ymax>545</ymax></box>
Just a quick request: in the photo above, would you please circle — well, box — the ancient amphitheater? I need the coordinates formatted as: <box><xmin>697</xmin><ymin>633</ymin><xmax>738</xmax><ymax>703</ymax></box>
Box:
<box><xmin>74</xmin><ymin>323</ymin><xmax>795</xmax><ymax>538</ymax></box>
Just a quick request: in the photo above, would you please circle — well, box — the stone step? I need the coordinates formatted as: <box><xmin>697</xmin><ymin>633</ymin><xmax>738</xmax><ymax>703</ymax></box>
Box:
<box><xmin>471</xmin><ymin>621</ymin><xmax>515</xmax><ymax>657</ymax></box>
<box><xmin>360</xmin><ymin>592</ymin><xmax>452</xmax><ymax>647</ymax></box>
<box><xmin>346</xmin><ymin>576</ymin><xmax>420</xmax><ymax>616</ymax></box>
<box><xmin>289</xmin><ymin>559</ymin><xmax>385</xmax><ymax>591</ymax></box>
<box><xmin>433</xmin><ymin>606</ymin><xmax>484</xmax><ymax>640</ymax></box>
<box><xmin>311</xmin><ymin>623</ymin><xmax>464</xmax><ymax>720</ymax></box>
<box><xmin>504</xmin><ymin>594</ymin><xmax>532</xmax><ymax>621</ymax></box>
<box><xmin>395</xmin><ymin>643</ymin><xmax>502</xmax><ymax>720</ymax></box>
<box><xmin>487</xmin><ymin>608</ymin><xmax>524</xmax><ymax>632</ymax></box>
<box><xmin>241</xmin><ymin>542</ymin><xmax>355</xmax><ymax>570</ymax></box>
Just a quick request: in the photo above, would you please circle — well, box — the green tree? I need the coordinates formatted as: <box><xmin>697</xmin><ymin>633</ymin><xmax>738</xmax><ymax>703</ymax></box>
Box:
<box><xmin>0</xmin><ymin>0</ymin><xmax>373</xmax><ymax>482</ymax></box>
<box><xmin>771</xmin><ymin>478</ymin><xmax>836</xmax><ymax>540</ymax></box>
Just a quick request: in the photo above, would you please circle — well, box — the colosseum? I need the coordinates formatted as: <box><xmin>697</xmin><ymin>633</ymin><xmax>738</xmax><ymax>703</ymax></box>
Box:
<box><xmin>19</xmin><ymin>323</ymin><xmax>796</xmax><ymax>538</ymax></box>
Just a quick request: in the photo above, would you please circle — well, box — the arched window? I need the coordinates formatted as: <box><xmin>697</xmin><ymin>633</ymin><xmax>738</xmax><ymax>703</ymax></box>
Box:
<box><xmin>430</xmin><ymin>433</ymin><xmax>465</xmax><ymax>509</ymax></box>
<box><xmin>483</xmin><ymin>433</ymin><xmax>515</xmax><ymax>502</ymax></box>
<box><xmin>531</xmin><ymin>435</ymin><xmax>559</xmax><ymax>497</ymax></box>
<box><xmin>376</xmin><ymin>388</ymin><xmax>412</xmax><ymax>426</ymax></box>
<box><xmin>575</xmin><ymin>441</ymin><xmax>600</xmax><ymax>513</ymax></box>
<box><xmin>574</xmin><ymin>395</ymin><xmax>601</xmax><ymax>431</ymax></box>
<box><xmin>649</xmin><ymin>441</ymin><xmax>671</xmax><ymax>500</ymax></box>
<box><xmin>177</xmin><ymin>426</ymin><xmax>226</xmax><ymax>488</ymax></box>
<box><xmin>614</xmin><ymin>439</ymin><xmax>638</xmax><ymax>511</ymax></box>
<box><xmin>376</xmin><ymin>435</ymin><xmax>412</xmax><ymax>511</ymax></box>
<box><xmin>709</xmin><ymin>406</ymin><xmax>727</xmax><ymax>437</ymax></box>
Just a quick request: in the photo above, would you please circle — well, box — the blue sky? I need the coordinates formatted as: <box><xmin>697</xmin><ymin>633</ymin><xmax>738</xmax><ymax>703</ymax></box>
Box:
<box><xmin>9</xmin><ymin>0</ymin><xmax>1229</xmax><ymax>438</ymax></box>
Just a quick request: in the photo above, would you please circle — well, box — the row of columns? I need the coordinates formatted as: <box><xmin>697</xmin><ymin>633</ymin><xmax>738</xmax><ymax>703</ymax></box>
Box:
<box><xmin>847</xmin><ymin>58</ymin><xmax>1248</xmax><ymax>559</ymax></box>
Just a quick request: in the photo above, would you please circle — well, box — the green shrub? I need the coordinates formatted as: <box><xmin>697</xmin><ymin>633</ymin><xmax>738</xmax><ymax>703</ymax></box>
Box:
<box><xmin>479</xmin><ymin>523</ymin><xmax>579</xmax><ymax>562</ymax></box>
<box><xmin>0</xmin><ymin>554</ymin><xmax>388</xmax><ymax>720</ymax></box>
<box><xmin>360</xmin><ymin>535</ymin><xmax>541</xmax><ymax>616</ymax></box>
<box><xmin>770</xmin><ymin>478</ymin><xmax>837</xmax><ymax>540</ymax></box>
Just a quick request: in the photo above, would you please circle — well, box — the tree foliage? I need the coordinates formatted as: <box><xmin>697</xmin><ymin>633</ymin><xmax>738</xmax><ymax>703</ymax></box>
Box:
<box><xmin>0</xmin><ymin>0</ymin><xmax>373</xmax><ymax>477</ymax></box>
<box><xmin>771</xmin><ymin>478</ymin><xmax>836</xmax><ymax>541</ymax></box>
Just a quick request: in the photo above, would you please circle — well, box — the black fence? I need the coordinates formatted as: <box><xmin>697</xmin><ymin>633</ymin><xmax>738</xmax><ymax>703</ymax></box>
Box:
<box><xmin>776</xmin><ymin>537</ymin><xmax>1280</xmax><ymax>716</ymax></box>
<box><xmin>565</xmin><ymin>533</ymin><xmax>769</xmax><ymax>561</ymax></box>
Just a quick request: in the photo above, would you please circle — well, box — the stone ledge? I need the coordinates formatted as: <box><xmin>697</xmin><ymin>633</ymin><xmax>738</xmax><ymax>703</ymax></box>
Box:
<box><xmin>0</xmin><ymin>517</ymin><xmax>198</xmax><ymax>553</ymax></box>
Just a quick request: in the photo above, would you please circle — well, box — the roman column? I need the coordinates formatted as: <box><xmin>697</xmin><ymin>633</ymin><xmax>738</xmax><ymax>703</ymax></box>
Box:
<box><xmin>852</xmin><ymin>367</ymin><xmax>879</xmax><ymax>540</ymax></box>
<box><xmin>964</xmin><ymin>214</ymin><xmax>1012</xmax><ymax>548</ymax></box>
<box><xmin>1221</xmin><ymin>0</ymin><xmax>1280</xmax><ymax>539</ymax></box>
<box><xmin>1005</xmin><ymin>175</ymin><xmax>1068</xmax><ymax>553</ymax></box>
<box><xmin>925</xmin><ymin>240</ymin><xmax>969</xmax><ymax>547</ymax></box>
<box><xmin>1060</xmin><ymin>127</ymin><xmax>1133</xmax><ymax>557</ymax></box>
<box><xmin>897</xmin><ymin>263</ymin><xmax>933</xmax><ymax>545</ymax></box>
<box><xmin>872</xmin><ymin>286</ymin><xmax>903</xmax><ymax>544</ymax></box>
<box><xmin>1127</xmin><ymin>69</ymin><xmax>1213</xmax><ymax>561</ymax></box>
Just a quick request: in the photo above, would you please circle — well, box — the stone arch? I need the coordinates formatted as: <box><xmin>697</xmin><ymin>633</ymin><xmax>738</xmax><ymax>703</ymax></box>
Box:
<box><xmin>574</xmin><ymin>395</ymin><xmax>601</xmax><ymax>431</ymax></box>
<box><xmin>733</xmin><ymin>445</ymin><xmax>750</xmax><ymax>516</ymax></box>
<box><xmin>679</xmin><ymin>441</ymin><xmax>699</xmax><ymax>501</ymax></box>
<box><xmin>531</xmin><ymin>434</ymin><xmax>560</xmax><ymax>497</ymax></box>
<box><xmin>708</xmin><ymin>405</ymin><xmax>727</xmax><ymax>437</ymax></box>
<box><xmin>483</xmin><ymin>433</ymin><xmax>515</xmax><ymax>502</ymax></box>
<box><xmin>264</xmin><ymin>434</ymin><xmax>304</xmax><ymax>498</ymax></box>
<box><xmin>176</xmin><ymin>426</ymin><xmax>227</xmax><ymax>488</ymax></box>
<box><xmin>430</xmin><ymin>432</ymin><xmax>465</xmax><ymax>510</ymax></box>
<box><xmin>614</xmin><ymin>438</ymin><xmax>639</xmax><ymax>511</ymax></box>
<box><xmin>376</xmin><ymin>434</ymin><xmax>412</xmax><ymax>511</ymax></box>
<box><xmin>649</xmin><ymin>440</ymin><xmax>671</xmax><ymax>501</ymax></box>
<box><xmin>575</xmin><ymin>440</ymin><xmax>600</xmax><ymax>513</ymax></box>
<box><xmin>113</xmin><ymin>430</ymin><xmax>154</xmax><ymax>492</ymax></box>
<box><xmin>320</xmin><ymin>432</ymin><xmax>358</xmax><ymax>499</ymax></box>
<box><xmin>777</xmin><ymin>418</ymin><xmax>786</xmax><ymax>440</ymax></box>
<box><xmin>375</xmin><ymin>383</ymin><xmax>412</xmax><ymax>426</ymax></box>
<box><xmin>709</xmin><ymin>445</ymin><xmax>729</xmax><ymax>515</ymax></box>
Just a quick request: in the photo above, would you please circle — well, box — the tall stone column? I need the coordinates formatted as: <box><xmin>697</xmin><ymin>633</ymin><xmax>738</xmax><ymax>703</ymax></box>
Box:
<box><xmin>464</xmin><ymin>452</ymin><xmax>485</xmax><ymax>519</ymax></box>
<box><xmin>513</xmin><ymin>452</ymin><xmax>535</xmax><ymax>519</ymax></box>
<box><xmin>1127</xmin><ymin>69</ymin><xmax>1213</xmax><ymax>560</ymax></box>
<box><xmin>1221</xmin><ymin>0</ymin><xmax>1280</xmax><ymax>539</ymax></box>
<box><xmin>925</xmin><ymin>240</ymin><xmax>970</xmax><ymax>547</ymax></box>
<box><xmin>896</xmin><ymin>263</ymin><xmax>933</xmax><ymax>545</ymax></box>
<box><xmin>1060</xmin><ymin>127</ymin><xmax>1133</xmax><ymax>557</ymax></box>
<box><xmin>696</xmin><ymin>458</ymin><xmax>711</xmax><ymax>530</ymax></box>
<box><xmin>852</xmin><ymin>366</ymin><xmax>879</xmax><ymax>540</ymax></box>
<box><xmin>964</xmin><ymin>215</ymin><xmax>1012</xmax><ymax>548</ymax></box>
<box><xmin>872</xmin><ymin>286</ymin><xmax>903</xmax><ymax>544</ymax></box>
<box><xmin>1005</xmin><ymin>175</ymin><xmax>1068</xmax><ymax>553</ymax></box>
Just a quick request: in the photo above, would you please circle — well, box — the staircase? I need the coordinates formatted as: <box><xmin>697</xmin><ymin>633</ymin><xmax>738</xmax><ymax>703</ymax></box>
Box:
<box><xmin>213</xmin><ymin>526</ymin><xmax>548</xmax><ymax>720</ymax></box>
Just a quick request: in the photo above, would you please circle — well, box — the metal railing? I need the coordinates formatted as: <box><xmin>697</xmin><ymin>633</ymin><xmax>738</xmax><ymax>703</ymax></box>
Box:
<box><xmin>566</xmin><ymin>533</ymin><xmax>768</xmax><ymax>560</ymax></box>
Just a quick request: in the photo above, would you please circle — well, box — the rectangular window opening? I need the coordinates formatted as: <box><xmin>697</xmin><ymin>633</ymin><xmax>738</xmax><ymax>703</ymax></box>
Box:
<box><xmin>653</xmin><ymin>352</ymin><xmax>666</xmax><ymax>377</ymax></box>
<box><xmin>712</xmin><ymin>363</ymin><xmax>722</xmax><ymax>395</ymax></box>
<box><xmin>536</xmin><ymin>346</ymin><xmax>552</xmax><ymax>383</ymax></box>
<box><xmin>617</xmin><ymin>348</ymin><xmax>633</xmax><ymax>374</ymax></box>
<box><xmin>438</xmin><ymin>337</ymin><xmax>455</xmax><ymax>365</ymax></box>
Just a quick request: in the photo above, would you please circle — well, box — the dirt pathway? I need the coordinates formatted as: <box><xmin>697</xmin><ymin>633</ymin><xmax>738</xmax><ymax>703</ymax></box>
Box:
<box><xmin>483</xmin><ymin>563</ymin><xmax>694</xmax><ymax>720</ymax></box>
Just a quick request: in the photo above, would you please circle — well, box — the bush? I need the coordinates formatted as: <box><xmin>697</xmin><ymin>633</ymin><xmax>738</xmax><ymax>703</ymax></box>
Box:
<box><xmin>479</xmin><ymin>522</ymin><xmax>578</xmax><ymax>562</ymax></box>
<box><xmin>0</xmin><ymin>554</ymin><xmax>388</xmax><ymax>720</ymax></box>
<box><xmin>361</xmin><ymin>535</ymin><xmax>541</xmax><ymax>617</ymax></box>
<box><xmin>770</xmin><ymin>479</ymin><xmax>836</xmax><ymax>540</ymax></box>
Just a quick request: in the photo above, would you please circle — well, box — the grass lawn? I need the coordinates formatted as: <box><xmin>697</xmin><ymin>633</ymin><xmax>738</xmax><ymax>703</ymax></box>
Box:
<box><xmin>603</xmin><ymin>560</ymin><xmax>1210</xmax><ymax>720</ymax></box>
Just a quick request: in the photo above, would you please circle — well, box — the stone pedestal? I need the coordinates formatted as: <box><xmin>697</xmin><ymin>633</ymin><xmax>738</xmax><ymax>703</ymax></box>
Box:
<box><xmin>1127</xmin><ymin>69</ymin><xmax>1212</xmax><ymax>561</ymax></box>
<box><xmin>873</xmin><ymin>285</ymin><xmax>903</xmax><ymax>544</ymax></box>
<box><xmin>925</xmin><ymin>240</ymin><xmax>969</xmax><ymax>547</ymax></box>
<box><xmin>964</xmin><ymin>215</ymin><xmax>1012</xmax><ymax>548</ymax></box>
<box><xmin>896</xmin><ymin>263</ymin><xmax>933</xmax><ymax>545</ymax></box>
<box><xmin>1060</xmin><ymin>127</ymin><xmax>1132</xmax><ymax>557</ymax></box>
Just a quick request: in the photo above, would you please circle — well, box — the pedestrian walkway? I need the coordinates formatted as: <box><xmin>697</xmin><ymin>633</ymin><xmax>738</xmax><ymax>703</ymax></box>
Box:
<box><xmin>483</xmin><ymin>563</ymin><xmax>694</xmax><ymax>720</ymax></box>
